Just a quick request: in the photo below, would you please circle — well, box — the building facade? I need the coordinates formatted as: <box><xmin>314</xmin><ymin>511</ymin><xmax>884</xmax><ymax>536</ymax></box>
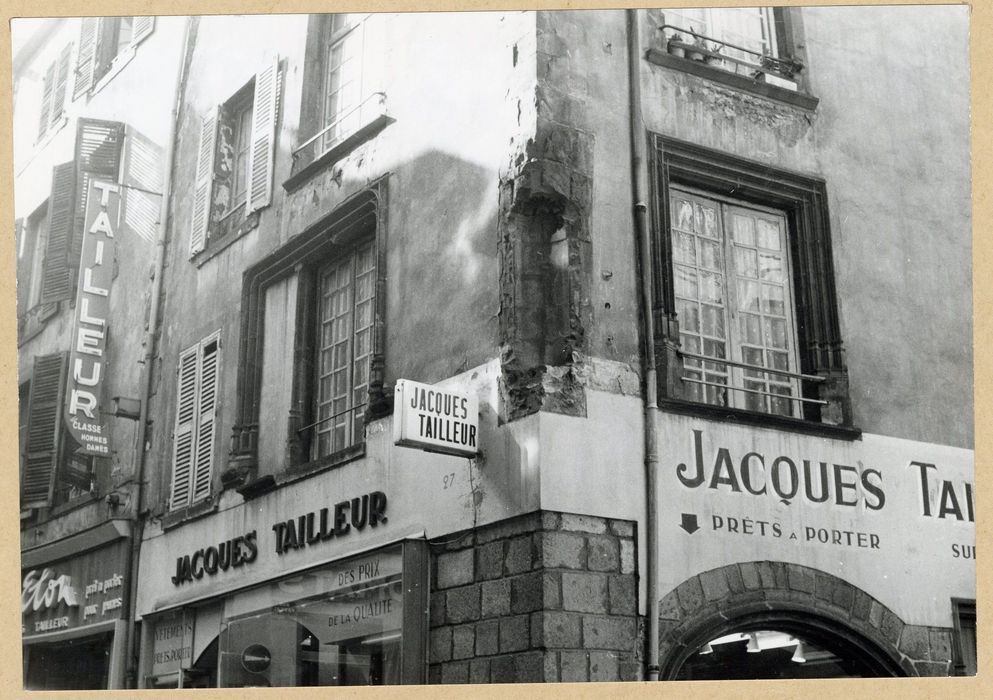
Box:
<box><xmin>15</xmin><ymin>7</ymin><xmax>974</xmax><ymax>689</ymax></box>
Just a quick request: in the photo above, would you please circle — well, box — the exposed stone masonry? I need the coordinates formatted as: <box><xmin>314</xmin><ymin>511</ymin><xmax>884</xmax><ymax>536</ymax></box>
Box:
<box><xmin>428</xmin><ymin>511</ymin><xmax>642</xmax><ymax>683</ymax></box>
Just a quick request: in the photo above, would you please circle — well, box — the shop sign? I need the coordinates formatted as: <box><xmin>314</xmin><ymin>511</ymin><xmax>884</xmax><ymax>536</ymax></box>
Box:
<box><xmin>272</xmin><ymin>491</ymin><xmax>387</xmax><ymax>556</ymax></box>
<box><xmin>659</xmin><ymin>420</ymin><xmax>975</xmax><ymax>621</ymax></box>
<box><xmin>393</xmin><ymin>379</ymin><xmax>479</xmax><ymax>457</ymax></box>
<box><xmin>172</xmin><ymin>531</ymin><xmax>258</xmax><ymax>585</ymax></box>
<box><xmin>65</xmin><ymin>179</ymin><xmax>120</xmax><ymax>457</ymax></box>
<box><xmin>22</xmin><ymin>539</ymin><xmax>128</xmax><ymax>638</ymax></box>
<box><xmin>151</xmin><ymin>614</ymin><xmax>194</xmax><ymax>678</ymax></box>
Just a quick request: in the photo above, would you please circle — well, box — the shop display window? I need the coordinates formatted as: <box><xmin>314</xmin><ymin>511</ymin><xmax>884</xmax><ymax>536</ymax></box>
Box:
<box><xmin>217</xmin><ymin>545</ymin><xmax>405</xmax><ymax>687</ymax></box>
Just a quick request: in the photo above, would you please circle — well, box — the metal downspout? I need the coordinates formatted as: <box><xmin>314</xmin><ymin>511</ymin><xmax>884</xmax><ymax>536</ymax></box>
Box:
<box><xmin>627</xmin><ymin>9</ymin><xmax>661</xmax><ymax>682</ymax></box>
<box><xmin>123</xmin><ymin>16</ymin><xmax>194</xmax><ymax>688</ymax></box>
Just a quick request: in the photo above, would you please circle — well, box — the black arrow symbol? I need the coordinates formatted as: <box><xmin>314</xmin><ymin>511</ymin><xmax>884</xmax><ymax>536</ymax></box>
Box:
<box><xmin>680</xmin><ymin>513</ymin><xmax>700</xmax><ymax>534</ymax></box>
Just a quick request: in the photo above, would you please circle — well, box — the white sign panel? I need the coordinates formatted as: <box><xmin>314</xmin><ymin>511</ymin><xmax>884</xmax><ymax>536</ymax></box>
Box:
<box><xmin>658</xmin><ymin>414</ymin><xmax>975</xmax><ymax>626</ymax></box>
<box><xmin>393</xmin><ymin>379</ymin><xmax>479</xmax><ymax>457</ymax></box>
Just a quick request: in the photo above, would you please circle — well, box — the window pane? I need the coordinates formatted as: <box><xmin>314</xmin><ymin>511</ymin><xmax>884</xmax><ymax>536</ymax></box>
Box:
<box><xmin>731</xmin><ymin>214</ymin><xmax>754</xmax><ymax>246</ymax></box>
<box><xmin>701</xmin><ymin>304</ymin><xmax>725</xmax><ymax>339</ymax></box>
<box><xmin>674</xmin><ymin>232</ymin><xmax>697</xmax><ymax>265</ymax></box>
<box><xmin>737</xmin><ymin>279</ymin><xmax>760</xmax><ymax>312</ymax></box>
<box><xmin>695</xmin><ymin>202</ymin><xmax>718</xmax><ymax>238</ymax></box>
<box><xmin>677</xmin><ymin>299</ymin><xmax>700</xmax><ymax>333</ymax></box>
<box><xmin>757</xmin><ymin>218</ymin><xmax>781</xmax><ymax>250</ymax></box>
<box><xmin>673</xmin><ymin>199</ymin><xmax>695</xmax><ymax>231</ymax></box>
<box><xmin>698</xmin><ymin>239</ymin><xmax>721</xmax><ymax>270</ymax></box>
<box><xmin>764</xmin><ymin>317</ymin><xmax>788</xmax><ymax>349</ymax></box>
<box><xmin>675</xmin><ymin>266</ymin><xmax>698</xmax><ymax>299</ymax></box>
<box><xmin>762</xmin><ymin>284</ymin><xmax>785</xmax><ymax>315</ymax></box>
<box><xmin>735</xmin><ymin>247</ymin><xmax>758</xmax><ymax>278</ymax></box>
<box><xmin>759</xmin><ymin>253</ymin><xmax>784</xmax><ymax>283</ymax></box>
<box><xmin>699</xmin><ymin>272</ymin><xmax>723</xmax><ymax>304</ymax></box>
<box><xmin>740</xmin><ymin>312</ymin><xmax>762</xmax><ymax>345</ymax></box>
<box><xmin>744</xmin><ymin>379</ymin><xmax>766</xmax><ymax>412</ymax></box>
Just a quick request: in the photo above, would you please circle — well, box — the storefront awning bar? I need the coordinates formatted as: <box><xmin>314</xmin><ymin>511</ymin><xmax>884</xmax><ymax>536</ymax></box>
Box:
<box><xmin>22</xmin><ymin>518</ymin><xmax>131</xmax><ymax>569</ymax></box>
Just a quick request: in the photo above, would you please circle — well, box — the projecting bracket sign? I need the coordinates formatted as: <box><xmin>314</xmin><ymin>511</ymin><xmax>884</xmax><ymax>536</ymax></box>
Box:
<box><xmin>393</xmin><ymin>379</ymin><xmax>479</xmax><ymax>457</ymax></box>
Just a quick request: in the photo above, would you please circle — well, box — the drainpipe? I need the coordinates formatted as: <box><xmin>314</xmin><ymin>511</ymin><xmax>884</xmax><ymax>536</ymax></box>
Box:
<box><xmin>123</xmin><ymin>16</ymin><xmax>194</xmax><ymax>689</ymax></box>
<box><xmin>627</xmin><ymin>8</ymin><xmax>661</xmax><ymax>682</ymax></box>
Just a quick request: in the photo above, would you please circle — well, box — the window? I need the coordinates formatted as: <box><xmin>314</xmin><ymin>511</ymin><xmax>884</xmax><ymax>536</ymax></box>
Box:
<box><xmin>36</xmin><ymin>44</ymin><xmax>73</xmax><ymax>142</ymax></box>
<box><xmin>671</xmin><ymin>188</ymin><xmax>799</xmax><ymax>417</ymax></box>
<box><xmin>189</xmin><ymin>58</ymin><xmax>281</xmax><ymax>258</ymax></box>
<box><xmin>16</xmin><ymin>204</ymin><xmax>49</xmax><ymax>318</ymax></box>
<box><xmin>289</xmin><ymin>14</ymin><xmax>389</xmax><ymax>182</ymax></box>
<box><xmin>73</xmin><ymin>16</ymin><xmax>154</xmax><ymax>98</ymax></box>
<box><xmin>314</xmin><ymin>243</ymin><xmax>375</xmax><ymax>458</ymax></box>
<box><xmin>951</xmin><ymin>599</ymin><xmax>976</xmax><ymax>676</ymax></box>
<box><xmin>169</xmin><ymin>333</ymin><xmax>220</xmax><ymax>511</ymax></box>
<box><xmin>20</xmin><ymin>353</ymin><xmax>96</xmax><ymax>511</ymax></box>
<box><xmin>663</xmin><ymin>7</ymin><xmax>779</xmax><ymax>64</ymax></box>
<box><xmin>230</xmin><ymin>185</ymin><xmax>388</xmax><ymax>482</ymax></box>
<box><xmin>323</xmin><ymin>15</ymin><xmax>364</xmax><ymax>152</ymax></box>
<box><xmin>654</xmin><ymin>136</ymin><xmax>851</xmax><ymax>431</ymax></box>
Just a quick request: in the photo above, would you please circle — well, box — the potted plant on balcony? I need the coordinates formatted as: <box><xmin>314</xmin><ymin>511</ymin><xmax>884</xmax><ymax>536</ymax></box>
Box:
<box><xmin>667</xmin><ymin>32</ymin><xmax>686</xmax><ymax>58</ymax></box>
<box><xmin>686</xmin><ymin>31</ymin><xmax>706</xmax><ymax>61</ymax></box>
<box><xmin>704</xmin><ymin>44</ymin><xmax>725</xmax><ymax>69</ymax></box>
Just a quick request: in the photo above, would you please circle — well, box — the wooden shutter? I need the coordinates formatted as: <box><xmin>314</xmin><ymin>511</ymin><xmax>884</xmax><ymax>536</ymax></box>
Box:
<box><xmin>190</xmin><ymin>108</ymin><xmax>219</xmax><ymax>256</ymax></box>
<box><xmin>130</xmin><ymin>16</ymin><xmax>155</xmax><ymax>46</ymax></box>
<box><xmin>170</xmin><ymin>344</ymin><xmax>199</xmax><ymax>510</ymax></box>
<box><xmin>192</xmin><ymin>337</ymin><xmax>219</xmax><ymax>503</ymax></box>
<box><xmin>73</xmin><ymin>17</ymin><xmax>99</xmax><ymax>100</ymax></box>
<box><xmin>21</xmin><ymin>353</ymin><xmax>67</xmax><ymax>509</ymax></box>
<box><xmin>39</xmin><ymin>162</ymin><xmax>77</xmax><ymax>304</ymax></box>
<box><xmin>37</xmin><ymin>61</ymin><xmax>55</xmax><ymax>141</ymax></box>
<box><xmin>246</xmin><ymin>57</ymin><xmax>280</xmax><ymax>214</ymax></box>
<box><xmin>51</xmin><ymin>44</ymin><xmax>73</xmax><ymax>125</ymax></box>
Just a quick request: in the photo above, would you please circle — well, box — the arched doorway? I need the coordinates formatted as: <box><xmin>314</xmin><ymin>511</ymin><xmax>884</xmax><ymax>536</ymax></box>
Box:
<box><xmin>658</xmin><ymin>562</ymin><xmax>914</xmax><ymax>680</ymax></box>
<box><xmin>669</xmin><ymin>612</ymin><xmax>905</xmax><ymax>679</ymax></box>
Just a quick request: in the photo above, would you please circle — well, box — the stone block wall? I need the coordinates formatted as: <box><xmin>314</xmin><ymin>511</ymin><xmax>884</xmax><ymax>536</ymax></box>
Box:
<box><xmin>427</xmin><ymin>510</ymin><xmax>642</xmax><ymax>684</ymax></box>
<box><xmin>657</xmin><ymin>561</ymin><xmax>956</xmax><ymax>678</ymax></box>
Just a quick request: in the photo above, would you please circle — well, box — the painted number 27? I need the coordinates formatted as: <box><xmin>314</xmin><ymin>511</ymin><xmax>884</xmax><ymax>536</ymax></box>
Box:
<box><xmin>443</xmin><ymin>473</ymin><xmax>456</xmax><ymax>489</ymax></box>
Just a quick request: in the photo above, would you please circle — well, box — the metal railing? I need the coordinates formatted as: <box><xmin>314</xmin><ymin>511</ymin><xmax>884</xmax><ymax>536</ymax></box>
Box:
<box><xmin>291</xmin><ymin>92</ymin><xmax>387</xmax><ymax>173</ymax></box>
<box><xmin>658</xmin><ymin>23</ymin><xmax>803</xmax><ymax>80</ymax></box>
<box><xmin>679</xmin><ymin>350</ymin><xmax>827</xmax><ymax>407</ymax></box>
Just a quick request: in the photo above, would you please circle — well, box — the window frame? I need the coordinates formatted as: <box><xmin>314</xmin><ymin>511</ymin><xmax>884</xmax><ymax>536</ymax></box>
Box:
<box><xmin>951</xmin><ymin>598</ymin><xmax>976</xmax><ymax>676</ymax></box>
<box><xmin>228</xmin><ymin>182</ymin><xmax>390</xmax><ymax>490</ymax></box>
<box><xmin>652</xmin><ymin>134</ymin><xmax>855</xmax><ymax>438</ymax></box>
<box><xmin>670</xmin><ymin>185</ymin><xmax>803</xmax><ymax>417</ymax></box>
<box><xmin>189</xmin><ymin>58</ymin><xmax>281</xmax><ymax>262</ymax></box>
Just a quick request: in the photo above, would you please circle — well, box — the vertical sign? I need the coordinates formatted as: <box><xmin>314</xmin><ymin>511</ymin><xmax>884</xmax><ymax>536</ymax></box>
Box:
<box><xmin>65</xmin><ymin>179</ymin><xmax>119</xmax><ymax>456</ymax></box>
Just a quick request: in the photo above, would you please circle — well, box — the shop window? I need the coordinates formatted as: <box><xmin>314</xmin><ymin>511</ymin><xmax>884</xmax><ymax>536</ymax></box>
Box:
<box><xmin>36</xmin><ymin>43</ymin><xmax>73</xmax><ymax>143</ymax></box>
<box><xmin>230</xmin><ymin>185</ymin><xmax>388</xmax><ymax>484</ymax></box>
<box><xmin>20</xmin><ymin>353</ymin><xmax>96</xmax><ymax>512</ymax></box>
<box><xmin>189</xmin><ymin>58</ymin><xmax>281</xmax><ymax>259</ymax></box>
<box><xmin>215</xmin><ymin>543</ymin><xmax>425</xmax><ymax>687</ymax></box>
<box><xmin>654</xmin><ymin>136</ymin><xmax>852</xmax><ymax>433</ymax></box>
<box><xmin>73</xmin><ymin>16</ymin><xmax>154</xmax><ymax>98</ymax></box>
<box><xmin>169</xmin><ymin>333</ymin><xmax>221</xmax><ymax>511</ymax></box>
<box><xmin>951</xmin><ymin>599</ymin><xmax>976</xmax><ymax>676</ymax></box>
<box><xmin>289</xmin><ymin>14</ymin><xmax>389</xmax><ymax>182</ymax></box>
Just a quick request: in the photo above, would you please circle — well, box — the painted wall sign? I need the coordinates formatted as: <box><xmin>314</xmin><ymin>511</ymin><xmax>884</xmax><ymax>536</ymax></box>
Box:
<box><xmin>22</xmin><ymin>539</ymin><xmax>129</xmax><ymax>638</ymax></box>
<box><xmin>272</xmin><ymin>491</ymin><xmax>388</xmax><ymax>555</ymax></box>
<box><xmin>65</xmin><ymin>179</ymin><xmax>121</xmax><ymax>456</ymax></box>
<box><xmin>393</xmin><ymin>379</ymin><xmax>479</xmax><ymax>457</ymax></box>
<box><xmin>657</xmin><ymin>416</ymin><xmax>975</xmax><ymax>625</ymax></box>
<box><xmin>171</xmin><ymin>531</ymin><xmax>258</xmax><ymax>585</ymax></box>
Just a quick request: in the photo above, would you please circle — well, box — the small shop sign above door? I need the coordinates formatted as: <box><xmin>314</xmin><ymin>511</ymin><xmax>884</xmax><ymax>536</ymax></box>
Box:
<box><xmin>393</xmin><ymin>379</ymin><xmax>479</xmax><ymax>457</ymax></box>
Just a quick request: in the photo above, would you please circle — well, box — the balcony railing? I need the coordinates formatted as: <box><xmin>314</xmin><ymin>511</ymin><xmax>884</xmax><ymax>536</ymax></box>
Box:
<box><xmin>679</xmin><ymin>350</ymin><xmax>827</xmax><ymax>411</ymax></box>
<box><xmin>658</xmin><ymin>23</ymin><xmax>803</xmax><ymax>82</ymax></box>
<box><xmin>290</xmin><ymin>92</ymin><xmax>388</xmax><ymax>177</ymax></box>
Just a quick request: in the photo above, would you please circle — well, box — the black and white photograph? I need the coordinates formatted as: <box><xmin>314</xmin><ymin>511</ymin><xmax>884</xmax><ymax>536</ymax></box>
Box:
<box><xmin>8</xmin><ymin>2</ymin><xmax>977</xmax><ymax>692</ymax></box>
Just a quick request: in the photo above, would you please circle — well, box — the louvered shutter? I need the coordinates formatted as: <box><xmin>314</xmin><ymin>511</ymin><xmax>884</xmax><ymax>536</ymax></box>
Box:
<box><xmin>246</xmin><ymin>57</ymin><xmax>280</xmax><ymax>214</ymax></box>
<box><xmin>73</xmin><ymin>18</ymin><xmax>99</xmax><ymax>100</ymax></box>
<box><xmin>21</xmin><ymin>353</ymin><xmax>67</xmax><ymax>509</ymax></box>
<box><xmin>170</xmin><ymin>344</ymin><xmax>199</xmax><ymax>510</ymax></box>
<box><xmin>190</xmin><ymin>108</ymin><xmax>218</xmax><ymax>256</ymax></box>
<box><xmin>51</xmin><ymin>44</ymin><xmax>73</xmax><ymax>125</ymax></box>
<box><xmin>37</xmin><ymin>61</ymin><xmax>55</xmax><ymax>141</ymax></box>
<box><xmin>130</xmin><ymin>16</ymin><xmax>155</xmax><ymax>46</ymax></box>
<box><xmin>39</xmin><ymin>162</ymin><xmax>77</xmax><ymax>304</ymax></box>
<box><xmin>192</xmin><ymin>337</ymin><xmax>219</xmax><ymax>502</ymax></box>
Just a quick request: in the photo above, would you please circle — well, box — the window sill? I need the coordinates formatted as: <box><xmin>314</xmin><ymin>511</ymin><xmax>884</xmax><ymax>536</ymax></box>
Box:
<box><xmin>192</xmin><ymin>205</ymin><xmax>260</xmax><ymax>267</ymax></box>
<box><xmin>283</xmin><ymin>114</ymin><xmax>393</xmax><ymax>193</ymax></box>
<box><xmin>659</xmin><ymin>398</ymin><xmax>861</xmax><ymax>441</ymax></box>
<box><xmin>161</xmin><ymin>497</ymin><xmax>219</xmax><ymax>531</ymax></box>
<box><xmin>644</xmin><ymin>48</ymin><xmax>819</xmax><ymax>111</ymax></box>
<box><xmin>236</xmin><ymin>443</ymin><xmax>367</xmax><ymax>502</ymax></box>
<box><xmin>90</xmin><ymin>46</ymin><xmax>137</xmax><ymax>99</ymax></box>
